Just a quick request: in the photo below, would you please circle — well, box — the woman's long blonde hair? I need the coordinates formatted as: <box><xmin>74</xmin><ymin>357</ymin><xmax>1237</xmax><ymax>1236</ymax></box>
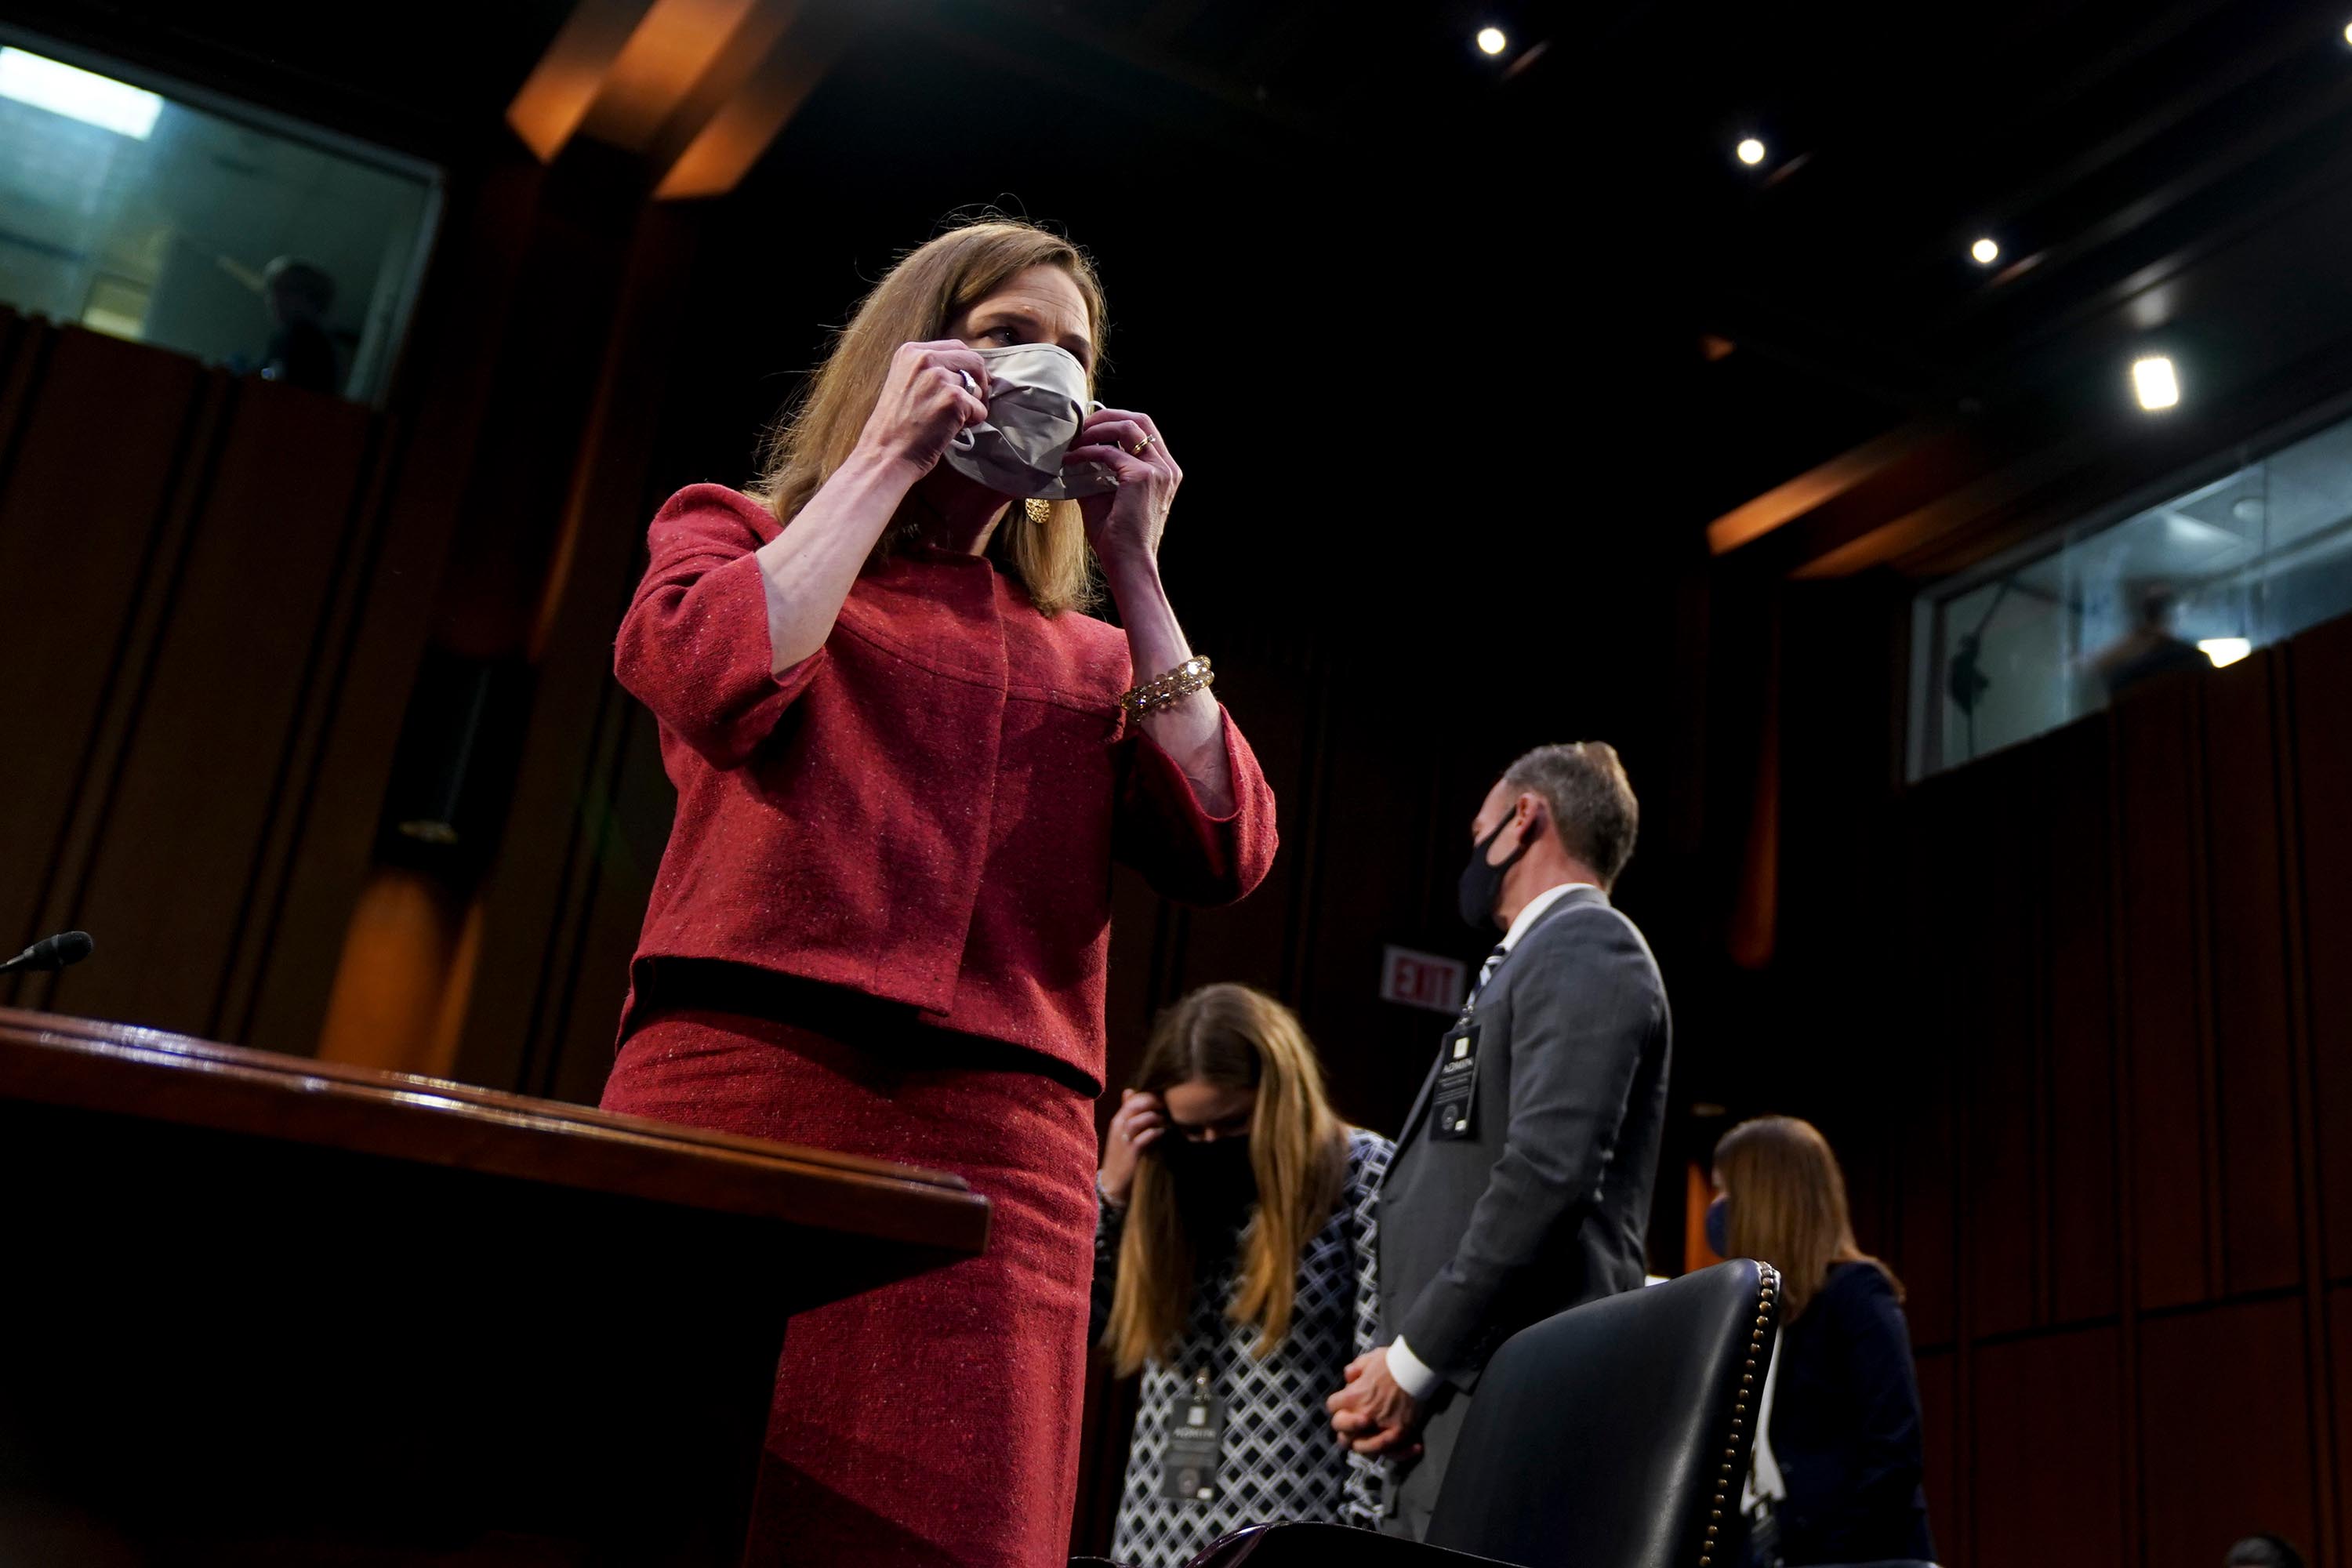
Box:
<box><xmin>750</xmin><ymin>219</ymin><xmax>1105</xmax><ymax>616</ymax></box>
<box><xmin>1103</xmin><ymin>984</ymin><xmax>1348</xmax><ymax>1377</ymax></box>
<box><xmin>1713</xmin><ymin>1115</ymin><xmax>1900</xmax><ymax>1321</ymax></box>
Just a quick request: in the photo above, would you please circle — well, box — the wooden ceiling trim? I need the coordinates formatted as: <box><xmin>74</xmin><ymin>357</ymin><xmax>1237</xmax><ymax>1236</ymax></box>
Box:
<box><xmin>505</xmin><ymin>0</ymin><xmax>655</xmax><ymax>161</ymax></box>
<box><xmin>506</xmin><ymin>0</ymin><xmax>847</xmax><ymax>194</ymax></box>
<box><xmin>579</xmin><ymin>0</ymin><xmax>768</xmax><ymax>153</ymax></box>
<box><xmin>654</xmin><ymin>2</ymin><xmax>860</xmax><ymax>199</ymax></box>
<box><xmin>1705</xmin><ymin>423</ymin><xmax>1940</xmax><ymax>557</ymax></box>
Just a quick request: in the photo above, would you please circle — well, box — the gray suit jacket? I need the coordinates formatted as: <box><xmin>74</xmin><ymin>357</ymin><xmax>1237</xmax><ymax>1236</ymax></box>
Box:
<box><xmin>1377</xmin><ymin>887</ymin><xmax>1671</xmax><ymax>1392</ymax></box>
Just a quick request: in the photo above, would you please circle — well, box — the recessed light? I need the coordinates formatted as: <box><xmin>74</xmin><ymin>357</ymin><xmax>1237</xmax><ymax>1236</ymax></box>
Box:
<box><xmin>2132</xmin><ymin>355</ymin><xmax>2180</xmax><ymax>411</ymax></box>
<box><xmin>1736</xmin><ymin>137</ymin><xmax>1766</xmax><ymax>166</ymax></box>
<box><xmin>2342</xmin><ymin>19</ymin><xmax>2352</xmax><ymax>45</ymax></box>
<box><xmin>0</xmin><ymin>47</ymin><xmax>161</xmax><ymax>139</ymax></box>
<box><xmin>1970</xmin><ymin>237</ymin><xmax>2000</xmax><ymax>265</ymax></box>
<box><xmin>1475</xmin><ymin>26</ymin><xmax>1508</xmax><ymax>56</ymax></box>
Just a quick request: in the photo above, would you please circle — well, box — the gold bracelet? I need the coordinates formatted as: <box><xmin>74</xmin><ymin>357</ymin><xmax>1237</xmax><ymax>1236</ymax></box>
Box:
<box><xmin>1119</xmin><ymin>655</ymin><xmax>1214</xmax><ymax>720</ymax></box>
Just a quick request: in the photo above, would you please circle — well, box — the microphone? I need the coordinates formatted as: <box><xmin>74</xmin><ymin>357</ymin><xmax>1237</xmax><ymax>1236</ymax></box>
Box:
<box><xmin>1</xmin><ymin>931</ymin><xmax>94</xmax><ymax>975</ymax></box>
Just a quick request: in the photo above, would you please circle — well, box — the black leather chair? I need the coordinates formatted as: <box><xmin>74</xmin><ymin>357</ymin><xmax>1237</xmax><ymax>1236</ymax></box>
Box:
<box><xmin>1076</xmin><ymin>1259</ymin><xmax>1781</xmax><ymax>1568</ymax></box>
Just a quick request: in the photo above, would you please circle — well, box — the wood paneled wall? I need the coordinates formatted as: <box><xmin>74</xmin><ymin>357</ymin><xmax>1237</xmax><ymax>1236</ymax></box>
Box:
<box><xmin>0</xmin><ymin>311</ymin><xmax>435</xmax><ymax>1051</ymax></box>
<box><xmin>23</xmin><ymin>274</ymin><xmax>2347</xmax><ymax>1568</ymax></box>
<box><xmin>1813</xmin><ymin>612</ymin><xmax>2352</xmax><ymax>1568</ymax></box>
<box><xmin>0</xmin><ymin>146</ymin><xmax>689</xmax><ymax>1080</ymax></box>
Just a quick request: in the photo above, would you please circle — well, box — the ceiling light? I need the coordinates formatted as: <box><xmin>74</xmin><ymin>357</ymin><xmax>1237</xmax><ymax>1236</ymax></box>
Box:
<box><xmin>2198</xmin><ymin>637</ymin><xmax>2252</xmax><ymax>668</ymax></box>
<box><xmin>1736</xmin><ymin>137</ymin><xmax>1766</xmax><ymax>166</ymax></box>
<box><xmin>0</xmin><ymin>48</ymin><xmax>161</xmax><ymax>140</ymax></box>
<box><xmin>2343</xmin><ymin>20</ymin><xmax>2352</xmax><ymax>45</ymax></box>
<box><xmin>1475</xmin><ymin>26</ymin><xmax>1508</xmax><ymax>55</ymax></box>
<box><xmin>2132</xmin><ymin>355</ymin><xmax>2180</xmax><ymax>412</ymax></box>
<box><xmin>1970</xmin><ymin>237</ymin><xmax>2000</xmax><ymax>265</ymax></box>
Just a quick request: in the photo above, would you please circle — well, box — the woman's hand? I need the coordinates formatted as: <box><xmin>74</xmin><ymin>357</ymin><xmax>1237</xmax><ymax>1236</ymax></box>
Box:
<box><xmin>1066</xmin><ymin>408</ymin><xmax>1181</xmax><ymax>570</ymax></box>
<box><xmin>852</xmin><ymin>339</ymin><xmax>990</xmax><ymax>474</ymax></box>
<box><xmin>755</xmin><ymin>340</ymin><xmax>985</xmax><ymax>672</ymax></box>
<box><xmin>1068</xmin><ymin>406</ymin><xmax>1231</xmax><ymax>811</ymax></box>
<box><xmin>1098</xmin><ymin>1088</ymin><xmax>1166</xmax><ymax>1205</ymax></box>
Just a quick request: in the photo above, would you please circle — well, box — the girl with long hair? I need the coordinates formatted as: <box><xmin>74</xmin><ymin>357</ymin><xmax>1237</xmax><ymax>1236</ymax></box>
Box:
<box><xmin>1092</xmin><ymin>984</ymin><xmax>1392</xmax><ymax>1563</ymax></box>
<box><xmin>599</xmin><ymin>220</ymin><xmax>1277</xmax><ymax>1566</ymax></box>
<box><xmin>1711</xmin><ymin>1116</ymin><xmax>1937</xmax><ymax>1568</ymax></box>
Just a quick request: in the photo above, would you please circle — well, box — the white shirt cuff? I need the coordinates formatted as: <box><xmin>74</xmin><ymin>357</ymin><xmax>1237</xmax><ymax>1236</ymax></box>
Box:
<box><xmin>1388</xmin><ymin>1334</ymin><xmax>1442</xmax><ymax>1401</ymax></box>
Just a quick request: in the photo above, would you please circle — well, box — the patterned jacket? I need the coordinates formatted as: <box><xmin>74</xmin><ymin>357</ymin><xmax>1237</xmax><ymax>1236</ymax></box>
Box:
<box><xmin>1092</xmin><ymin>1127</ymin><xmax>1394</xmax><ymax>1565</ymax></box>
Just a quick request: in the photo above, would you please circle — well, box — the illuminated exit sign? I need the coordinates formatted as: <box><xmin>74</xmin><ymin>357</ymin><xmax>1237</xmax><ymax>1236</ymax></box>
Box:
<box><xmin>1380</xmin><ymin>946</ymin><xmax>1466</xmax><ymax>1014</ymax></box>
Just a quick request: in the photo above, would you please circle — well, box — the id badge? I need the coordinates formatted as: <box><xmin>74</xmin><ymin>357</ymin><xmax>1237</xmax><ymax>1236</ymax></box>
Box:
<box><xmin>1431</xmin><ymin>1022</ymin><xmax>1479</xmax><ymax>1141</ymax></box>
<box><xmin>1160</xmin><ymin>1373</ymin><xmax>1223</xmax><ymax>1503</ymax></box>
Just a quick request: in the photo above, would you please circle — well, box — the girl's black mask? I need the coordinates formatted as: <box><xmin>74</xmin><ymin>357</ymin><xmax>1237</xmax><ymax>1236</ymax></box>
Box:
<box><xmin>1458</xmin><ymin>815</ymin><xmax>1534</xmax><ymax>929</ymax></box>
<box><xmin>1162</xmin><ymin>1133</ymin><xmax>1256</xmax><ymax>1225</ymax></box>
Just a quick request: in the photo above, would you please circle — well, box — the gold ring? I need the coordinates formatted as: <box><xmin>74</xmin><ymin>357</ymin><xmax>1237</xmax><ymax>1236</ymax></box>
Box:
<box><xmin>1132</xmin><ymin>434</ymin><xmax>1156</xmax><ymax>455</ymax></box>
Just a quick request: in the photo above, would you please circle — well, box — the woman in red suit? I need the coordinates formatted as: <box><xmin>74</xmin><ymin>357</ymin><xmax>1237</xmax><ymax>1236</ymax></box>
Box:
<box><xmin>599</xmin><ymin>219</ymin><xmax>1277</xmax><ymax>1568</ymax></box>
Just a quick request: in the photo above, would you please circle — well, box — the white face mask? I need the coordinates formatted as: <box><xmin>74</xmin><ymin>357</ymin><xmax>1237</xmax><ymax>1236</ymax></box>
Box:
<box><xmin>941</xmin><ymin>341</ymin><xmax>1115</xmax><ymax>501</ymax></box>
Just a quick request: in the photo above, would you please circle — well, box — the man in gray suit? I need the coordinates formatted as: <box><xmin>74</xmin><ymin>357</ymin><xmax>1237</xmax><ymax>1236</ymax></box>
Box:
<box><xmin>1327</xmin><ymin>741</ymin><xmax>1671</xmax><ymax>1538</ymax></box>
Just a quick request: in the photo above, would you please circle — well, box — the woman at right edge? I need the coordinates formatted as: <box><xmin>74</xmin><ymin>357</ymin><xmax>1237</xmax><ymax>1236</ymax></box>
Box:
<box><xmin>1714</xmin><ymin>1115</ymin><xmax>1936</xmax><ymax>1568</ymax></box>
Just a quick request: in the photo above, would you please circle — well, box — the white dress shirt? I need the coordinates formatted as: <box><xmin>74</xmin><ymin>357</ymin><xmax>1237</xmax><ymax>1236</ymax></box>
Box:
<box><xmin>1388</xmin><ymin>881</ymin><xmax>1599</xmax><ymax>1402</ymax></box>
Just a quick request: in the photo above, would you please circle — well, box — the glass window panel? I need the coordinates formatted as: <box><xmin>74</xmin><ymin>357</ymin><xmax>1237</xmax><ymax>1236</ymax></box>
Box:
<box><xmin>1911</xmin><ymin>397</ymin><xmax>2352</xmax><ymax>778</ymax></box>
<box><xmin>0</xmin><ymin>38</ymin><xmax>440</xmax><ymax>404</ymax></box>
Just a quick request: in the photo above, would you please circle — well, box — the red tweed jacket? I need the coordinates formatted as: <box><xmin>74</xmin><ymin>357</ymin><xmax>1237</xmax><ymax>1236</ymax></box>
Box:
<box><xmin>612</xmin><ymin>484</ymin><xmax>1278</xmax><ymax>1092</ymax></box>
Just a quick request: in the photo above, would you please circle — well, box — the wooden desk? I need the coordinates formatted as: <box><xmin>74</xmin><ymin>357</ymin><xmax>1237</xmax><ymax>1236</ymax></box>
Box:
<box><xmin>0</xmin><ymin>1008</ymin><xmax>991</xmax><ymax>1565</ymax></box>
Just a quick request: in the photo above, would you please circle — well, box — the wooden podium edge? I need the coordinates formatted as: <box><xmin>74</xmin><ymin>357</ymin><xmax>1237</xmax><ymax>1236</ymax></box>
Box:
<box><xmin>0</xmin><ymin>1008</ymin><xmax>991</xmax><ymax>1257</ymax></box>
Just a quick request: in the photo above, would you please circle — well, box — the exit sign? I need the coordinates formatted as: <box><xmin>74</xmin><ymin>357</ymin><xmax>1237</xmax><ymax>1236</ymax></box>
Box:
<box><xmin>1381</xmin><ymin>946</ymin><xmax>1467</xmax><ymax>1014</ymax></box>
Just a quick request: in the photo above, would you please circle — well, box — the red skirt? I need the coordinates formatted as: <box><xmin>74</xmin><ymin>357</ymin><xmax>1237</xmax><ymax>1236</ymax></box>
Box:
<box><xmin>601</xmin><ymin>1002</ymin><xmax>1098</xmax><ymax>1568</ymax></box>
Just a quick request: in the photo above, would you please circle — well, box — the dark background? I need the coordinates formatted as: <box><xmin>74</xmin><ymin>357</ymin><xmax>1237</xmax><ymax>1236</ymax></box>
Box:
<box><xmin>3</xmin><ymin>0</ymin><xmax>2352</xmax><ymax>1563</ymax></box>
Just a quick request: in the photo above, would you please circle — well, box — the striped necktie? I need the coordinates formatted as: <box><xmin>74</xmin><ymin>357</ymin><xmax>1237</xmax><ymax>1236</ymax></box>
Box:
<box><xmin>1462</xmin><ymin>941</ymin><xmax>1511</xmax><ymax>1014</ymax></box>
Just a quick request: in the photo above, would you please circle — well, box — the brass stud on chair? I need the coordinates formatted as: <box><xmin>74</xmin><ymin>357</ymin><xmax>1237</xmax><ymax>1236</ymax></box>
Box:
<box><xmin>1703</xmin><ymin>1265</ymin><xmax>1780</xmax><ymax>1568</ymax></box>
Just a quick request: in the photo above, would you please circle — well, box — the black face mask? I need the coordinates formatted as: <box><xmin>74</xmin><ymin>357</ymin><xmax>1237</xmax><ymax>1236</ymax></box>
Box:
<box><xmin>1457</xmin><ymin>816</ymin><xmax>1534</xmax><ymax>929</ymax></box>
<box><xmin>1704</xmin><ymin>1195</ymin><xmax>1730</xmax><ymax>1257</ymax></box>
<box><xmin>1161</xmin><ymin>1134</ymin><xmax>1256</xmax><ymax>1222</ymax></box>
